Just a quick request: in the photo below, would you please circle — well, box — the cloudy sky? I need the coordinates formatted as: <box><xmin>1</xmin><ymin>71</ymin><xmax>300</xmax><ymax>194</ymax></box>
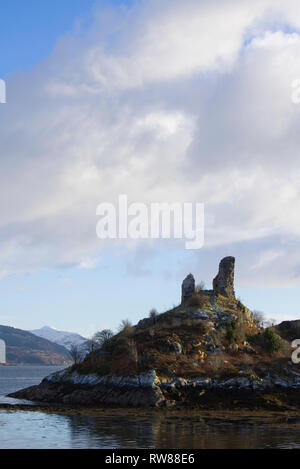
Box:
<box><xmin>1</xmin><ymin>0</ymin><xmax>300</xmax><ymax>336</ymax></box>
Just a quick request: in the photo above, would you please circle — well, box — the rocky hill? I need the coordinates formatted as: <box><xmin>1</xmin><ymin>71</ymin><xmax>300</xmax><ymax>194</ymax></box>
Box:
<box><xmin>10</xmin><ymin>257</ymin><xmax>300</xmax><ymax>409</ymax></box>
<box><xmin>0</xmin><ymin>325</ymin><xmax>71</xmax><ymax>365</ymax></box>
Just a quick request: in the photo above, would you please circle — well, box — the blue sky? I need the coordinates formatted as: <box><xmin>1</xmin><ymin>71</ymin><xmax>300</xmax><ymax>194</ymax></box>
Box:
<box><xmin>1</xmin><ymin>0</ymin><xmax>300</xmax><ymax>337</ymax></box>
<box><xmin>0</xmin><ymin>0</ymin><xmax>94</xmax><ymax>77</ymax></box>
<box><xmin>0</xmin><ymin>0</ymin><xmax>135</xmax><ymax>77</ymax></box>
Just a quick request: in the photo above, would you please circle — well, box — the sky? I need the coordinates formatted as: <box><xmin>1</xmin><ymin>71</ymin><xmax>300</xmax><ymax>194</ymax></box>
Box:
<box><xmin>1</xmin><ymin>0</ymin><xmax>300</xmax><ymax>337</ymax></box>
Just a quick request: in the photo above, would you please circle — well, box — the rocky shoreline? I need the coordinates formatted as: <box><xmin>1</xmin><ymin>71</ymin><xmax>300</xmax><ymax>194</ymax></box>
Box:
<box><xmin>8</xmin><ymin>368</ymin><xmax>300</xmax><ymax>410</ymax></box>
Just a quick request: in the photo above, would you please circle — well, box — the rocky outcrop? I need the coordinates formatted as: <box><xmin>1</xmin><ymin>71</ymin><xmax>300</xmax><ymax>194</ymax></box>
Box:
<box><xmin>9</xmin><ymin>368</ymin><xmax>300</xmax><ymax>409</ymax></box>
<box><xmin>9</xmin><ymin>370</ymin><xmax>166</xmax><ymax>407</ymax></box>
<box><xmin>213</xmin><ymin>256</ymin><xmax>235</xmax><ymax>298</ymax></box>
<box><xmin>181</xmin><ymin>274</ymin><xmax>195</xmax><ymax>303</ymax></box>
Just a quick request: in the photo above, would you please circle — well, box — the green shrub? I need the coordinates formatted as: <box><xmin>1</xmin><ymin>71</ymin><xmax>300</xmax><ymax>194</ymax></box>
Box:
<box><xmin>262</xmin><ymin>328</ymin><xmax>282</xmax><ymax>355</ymax></box>
<box><xmin>226</xmin><ymin>319</ymin><xmax>237</xmax><ymax>343</ymax></box>
<box><xmin>247</xmin><ymin>328</ymin><xmax>282</xmax><ymax>355</ymax></box>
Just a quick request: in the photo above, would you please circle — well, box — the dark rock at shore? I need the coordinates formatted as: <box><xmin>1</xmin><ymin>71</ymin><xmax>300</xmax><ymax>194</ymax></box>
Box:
<box><xmin>8</xmin><ymin>368</ymin><xmax>300</xmax><ymax>410</ymax></box>
<box><xmin>10</xmin><ymin>382</ymin><xmax>165</xmax><ymax>408</ymax></box>
<box><xmin>9</xmin><ymin>380</ymin><xmax>300</xmax><ymax>411</ymax></box>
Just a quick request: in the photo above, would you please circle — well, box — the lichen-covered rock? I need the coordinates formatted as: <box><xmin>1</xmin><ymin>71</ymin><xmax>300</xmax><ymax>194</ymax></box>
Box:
<box><xmin>213</xmin><ymin>256</ymin><xmax>235</xmax><ymax>297</ymax></box>
<box><xmin>181</xmin><ymin>274</ymin><xmax>195</xmax><ymax>303</ymax></box>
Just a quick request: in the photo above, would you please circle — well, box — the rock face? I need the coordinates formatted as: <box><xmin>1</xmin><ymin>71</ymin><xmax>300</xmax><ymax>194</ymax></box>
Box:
<box><xmin>9</xmin><ymin>368</ymin><xmax>300</xmax><ymax>409</ymax></box>
<box><xmin>213</xmin><ymin>256</ymin><xmax>235</xmax><ymax>298</ymax></box>
<box><xmin>181</xmin><ymin>274</ymin><xmax>195</xmax><ymax>303</ymax></box>
<box><xmin>9</xmin><ymin>369</ymin><xmax>166</xmax><ymax>408</ymax></box>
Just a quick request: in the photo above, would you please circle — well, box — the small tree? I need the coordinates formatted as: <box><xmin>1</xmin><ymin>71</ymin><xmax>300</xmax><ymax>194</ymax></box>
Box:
<box><xmin>149</xmin><ymin>308</ymin><xmax>157</xmax><ymax>321</ymax></box>
<box><xmin>118</xmin><ymin>319</ymin><xmax>134</xmax><ymax>335</ymax></box>
<box><xmin>85</xmin><ymin>338</ymin><xmax>98</xmax><ymax>354</ymax></box>
<box><xmin>69</xmin><ymin>344</ymin><xmax>83</xmax><ymax>365</ymax></box>
<box><xmin>93</xmin><ymin>329</ymin><xmax>114</xmax><ymax>348</ymax></box>
<box><xmin>195</xmin><ymin>281</ymin><xmax>206</xmax><ymax>293</ymax></box>
<box><xmin>252</xmin><ymin>310</ymin><xmax>265</xmax><ymax>328</ymax></box>
<box><xmin>262</xmin><ymin>328</ymin><xmax>282</xmax><ymax>355</ymax></box>
<box><xmin>226</xmin><ymin>320</ymin><xmax>237</xmax><ymax>343</ymax></box>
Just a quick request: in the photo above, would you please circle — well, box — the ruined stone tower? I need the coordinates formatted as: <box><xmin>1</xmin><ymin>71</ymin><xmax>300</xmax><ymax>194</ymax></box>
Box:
<box><xmin>213</xmin><ymin>256</ymin><xmax>235</xmax><ymax>298</ymax></box>
<box><xmin>181</xmin><ymin>273</ymin><xmax>195</xmax><ymax>303</ymax></box>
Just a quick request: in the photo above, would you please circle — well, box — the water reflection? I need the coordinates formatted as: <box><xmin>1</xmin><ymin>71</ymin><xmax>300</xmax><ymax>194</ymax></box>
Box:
<box><xmin>64</xmin><ymin>411</ymin><xmax>300</xmax><ymax>449</ymax></box>
<box><xmin>1</xmin><ymin>409</ymin><xmax>300</xmax><ymax>449</ymax></box>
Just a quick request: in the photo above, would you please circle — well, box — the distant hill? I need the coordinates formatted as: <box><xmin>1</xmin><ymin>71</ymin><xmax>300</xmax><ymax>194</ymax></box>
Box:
<box><xmin>275</xmin><ymin>320</ymin><xmax>300</xmax><ymax>341</ymax></box>
<box><xmin>29</xmin><ymin>326</ymin><xmax>87</xmax><ymax>351</ymax></box>
<box><xmin>0</xmin><ymin>325</ymin><xmax>71</xmax><ymax>365</ymax></box>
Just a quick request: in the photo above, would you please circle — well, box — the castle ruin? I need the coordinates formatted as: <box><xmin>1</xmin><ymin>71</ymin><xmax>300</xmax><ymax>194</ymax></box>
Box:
<box><xmin>181</xmin><ymin>256</ymin><xmax>236</xmax><ymax>303</ymax></box>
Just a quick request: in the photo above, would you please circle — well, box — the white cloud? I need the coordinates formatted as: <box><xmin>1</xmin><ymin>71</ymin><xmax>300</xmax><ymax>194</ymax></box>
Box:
<box><xmin>1</xmin><ymin>1</ymin><xmax>300</xmax><ymax>286</ymax></box>
<box><xmin>252</xmin><ymin>249</ymin><xmax>285</xmax><ymax>270</ymax></box>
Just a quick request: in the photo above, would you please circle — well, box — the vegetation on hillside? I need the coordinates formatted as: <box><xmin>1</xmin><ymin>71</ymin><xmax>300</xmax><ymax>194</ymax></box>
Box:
<box><xmin>71</xmin><ymin>290</ymin><xmax>292</xmax><ymax>380</ymax></box>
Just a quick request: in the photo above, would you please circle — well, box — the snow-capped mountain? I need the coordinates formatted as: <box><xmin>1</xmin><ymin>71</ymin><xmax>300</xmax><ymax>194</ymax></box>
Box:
<box><xmin>29</xmin><ymin>326</ymin><xmax>87</xmax><ymax>351</ymax></box>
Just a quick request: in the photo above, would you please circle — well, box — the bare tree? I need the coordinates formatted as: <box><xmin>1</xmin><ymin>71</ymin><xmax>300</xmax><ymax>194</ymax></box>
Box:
<box><xmin>195</xmin><ymin>281</ymin><xmax>206</xmax><ymax>293</ymax></box>
<box><xmin>252</xmin><ymin>310</ymin><xmax>265</xmax><ymax>328</ymax></box>
<box><xmin>264</xmin><ymin>318</ymin><xmax>277</xmax><ymax>328</ymax></box>
<box><xmin>118</xmin><ymin>319</ymin><xmax>134</xmax><ymax>336</ymax></box>
<box><xmin>69</xmin><ymin>344</ymin><xmax>83</xmax><ymax>365</ymax></box>
<box><xmin>92</xmin><ymin>329</ymin><xmax>114</xmax><ymax>348</ymax></box>
<box><xmin>85</xmin><ymin>338</ymin><xmax>98</xmax><ymax>354</ymax></box>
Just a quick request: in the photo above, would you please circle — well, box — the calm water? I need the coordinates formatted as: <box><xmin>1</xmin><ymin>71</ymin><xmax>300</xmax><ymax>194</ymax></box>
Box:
<box><xmin>0</xmin><ymin>366</ymin><xmax>300</xmax><ymax>449</ymax></box>
<box><xmin>0</xmin><ymin>365</ymin><xmax>63</xmax><ymax>404</ymax></box>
